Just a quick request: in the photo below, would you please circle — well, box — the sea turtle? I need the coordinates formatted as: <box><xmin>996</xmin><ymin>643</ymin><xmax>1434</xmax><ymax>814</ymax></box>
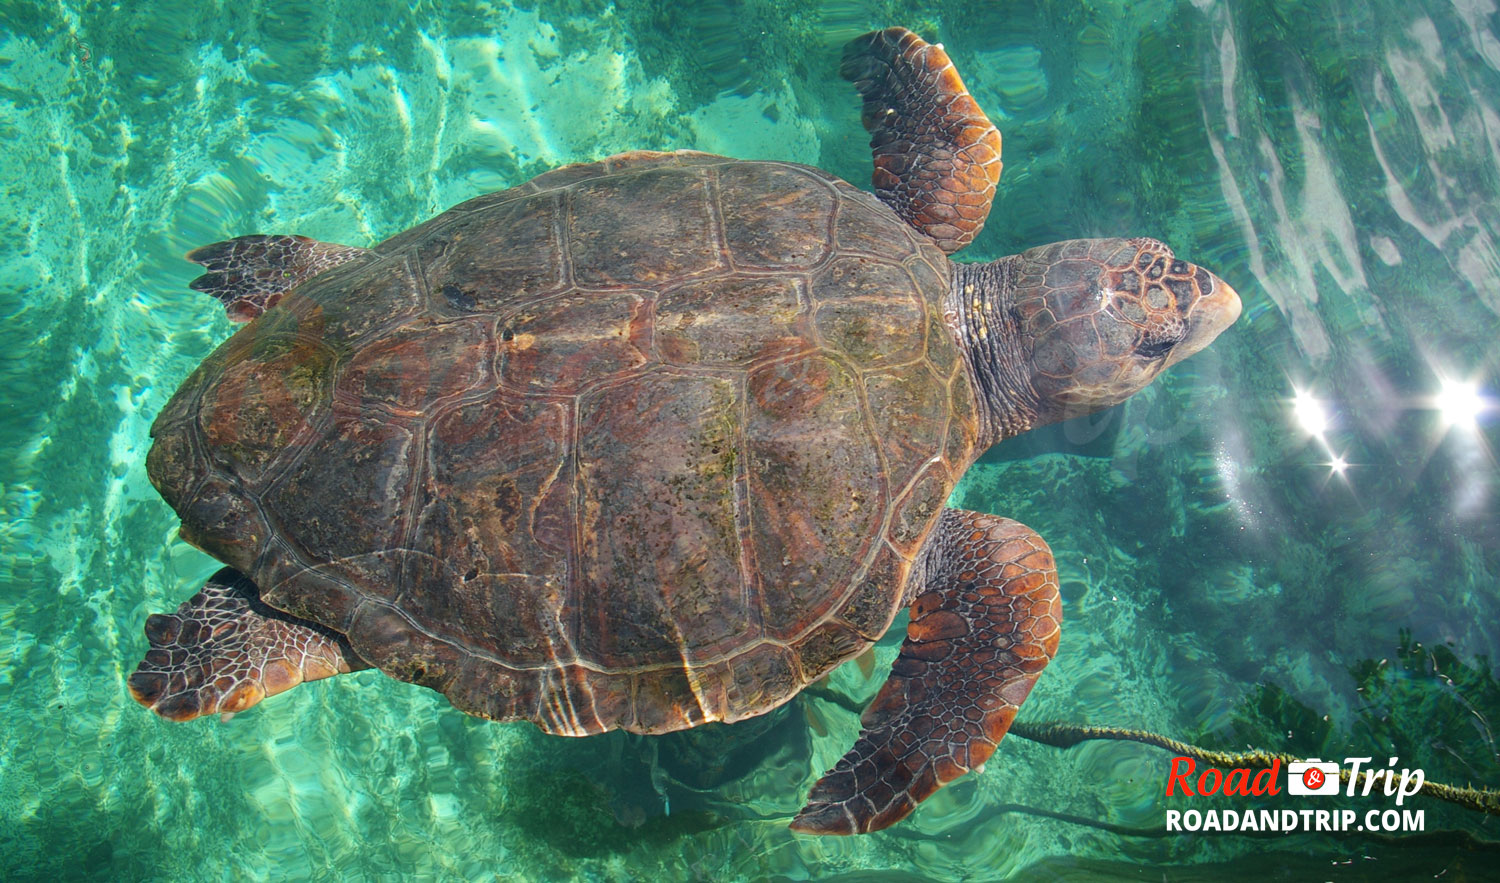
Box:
<box><xmin>129</xmin><ymin>28</ymin><xmax>1240</xmax><ymax>834</ymax></box>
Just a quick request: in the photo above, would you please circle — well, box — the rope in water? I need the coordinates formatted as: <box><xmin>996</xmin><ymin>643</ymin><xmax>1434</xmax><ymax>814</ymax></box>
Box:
<box><xmin>1008</xmin><ymin>720</ymin><xmax>1500</xmax><ymax>816</ymax></box>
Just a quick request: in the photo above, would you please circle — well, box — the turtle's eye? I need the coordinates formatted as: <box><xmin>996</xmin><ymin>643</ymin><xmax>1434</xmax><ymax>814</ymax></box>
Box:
<box><xmin>1135</xmin><ymin>337</ymin><xmax>1178</xmax><ymax>360</ymax></box>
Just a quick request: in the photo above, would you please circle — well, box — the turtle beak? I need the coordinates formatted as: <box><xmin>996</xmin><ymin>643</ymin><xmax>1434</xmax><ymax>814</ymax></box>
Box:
<box><xmin>1167</xmin><ymin>269</ymin><xmax>1241</xmax><ymax>367</ymax></box>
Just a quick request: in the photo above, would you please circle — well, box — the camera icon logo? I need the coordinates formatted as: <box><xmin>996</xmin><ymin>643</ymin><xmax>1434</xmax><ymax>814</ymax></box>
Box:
<box><xmin>1287</xmin><ymin>758</ymin><xmax>1341</xmax><ymax>796</ymax></box>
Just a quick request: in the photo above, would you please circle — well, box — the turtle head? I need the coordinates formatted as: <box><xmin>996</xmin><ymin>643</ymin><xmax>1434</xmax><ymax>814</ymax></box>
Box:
<box><xmin>1020</xmin><ymin>237</ymin><xmax>1241</xmax><ymax>414</ymax></box>
<box><xmin>952</xmin><ymin>237</ymin><xmax>1241</xmax><ymax>439</ymax></box>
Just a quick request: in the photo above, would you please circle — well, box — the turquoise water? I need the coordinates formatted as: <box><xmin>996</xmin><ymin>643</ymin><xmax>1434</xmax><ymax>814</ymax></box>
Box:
<box><xmin>3</xmin><ymin>0</ymin><xmax>1499</xmax><ymax>879</ymax></box>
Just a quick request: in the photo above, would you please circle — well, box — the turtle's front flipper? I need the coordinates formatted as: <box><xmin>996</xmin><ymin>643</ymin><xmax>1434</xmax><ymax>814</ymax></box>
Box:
<box><xmin>841</xmin><ymin>28</ymin><xmax>1003</xmax><ymax>254</ymax></box>
<box><xmin>791</xmin><ymin>510</ymin><xmax>1060</xmax><ymax>834</ymax></box>
<box><xmin>128</xmin><ymin>568</ymin><xmax>369</xmax><ymax>722</ymax></box>
<box><xmin>187</xmin><ymin>234</ymin><xmax>370</xmax><ymax>322</ymax></box>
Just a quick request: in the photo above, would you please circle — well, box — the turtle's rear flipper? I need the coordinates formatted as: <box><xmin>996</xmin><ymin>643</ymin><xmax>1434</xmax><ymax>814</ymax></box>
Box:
<box><xmin>128</xmin><ymin>568</ymin><xmax>369</xmax><ymax>722</ymax></box>
<box><xmin>791</xmin><ymin>510</ymin><xmax>1060</xmax><ymax>834</ymax></box>
<box><xmin>187</xmin><ymin>234</ymin><xmax>370</xmax><ymax>322</ymax></box>
<box><xmin>841</xmin><ymin>28</ymin><xmax>1003</xmax><ymax>255</ymax></box>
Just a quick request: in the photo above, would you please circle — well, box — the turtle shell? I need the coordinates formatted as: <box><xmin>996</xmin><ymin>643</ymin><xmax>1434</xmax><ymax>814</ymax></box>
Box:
<box><xmin>148</xmin><ymin>151</ymin><xmax>980</xmax><ymax>735</ymax></box>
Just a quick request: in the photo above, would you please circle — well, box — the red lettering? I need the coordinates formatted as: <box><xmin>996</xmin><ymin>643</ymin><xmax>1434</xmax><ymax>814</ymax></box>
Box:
<box><xmin>1169</xmin><ymin>759</ymin><xmax>1284</xmax><ymax>798</ymax></box>
<box><xmin>1166</xmin><ymin>756</ymin><xmax>1197</xmax><ymax>795</ymax></box>
<box><xmin>1198</xmin><ymin>767</ymin><xmax>1223</xmax><ymax>795</ymax></box>
<box><xmin>1224</xmin><ymin>768</ymin><xmax>1250</xmax><ymax>796</ymax></box>
<box><xmin>1251</xmin><ymin>759</ymin><xmax>1283</xmax><ymax>796</ymax></box>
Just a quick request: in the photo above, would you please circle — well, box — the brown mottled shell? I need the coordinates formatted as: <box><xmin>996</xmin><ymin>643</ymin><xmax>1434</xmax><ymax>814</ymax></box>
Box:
<box><xmin>149</xmin><ymin>151</ymin><xmax>980</xmax><ymax>735</ymax></box>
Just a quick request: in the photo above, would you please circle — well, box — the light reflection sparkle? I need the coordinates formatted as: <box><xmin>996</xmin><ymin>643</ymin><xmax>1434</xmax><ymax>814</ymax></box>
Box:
<box><xmin>1291</xmin><ymin>387</ymin><xmax>1330</xmax><ymax>437</ymax></box>
<box><xmin>1434</xmin><ymin>376</ymin><xmax>1490</xmax><ymax>429</ymax></box>
<box><xmin>1287</xmin><ymin>384</ymin><xmax>1357</xmax><ymax>482</ymax></box>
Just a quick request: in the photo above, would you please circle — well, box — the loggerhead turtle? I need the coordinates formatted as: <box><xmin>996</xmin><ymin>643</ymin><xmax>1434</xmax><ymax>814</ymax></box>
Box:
<box><xmin>128</xmin><ymin>28</ymin><xmax>1240</xmax><ymax>834</ymax></box>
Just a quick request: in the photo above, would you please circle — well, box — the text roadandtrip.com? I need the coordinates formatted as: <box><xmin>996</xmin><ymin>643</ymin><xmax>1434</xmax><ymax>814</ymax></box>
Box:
<box><xmin>1162</xmin><ymin>756</ymin><xmax>1427</xmax><ymax>834</ymax></box>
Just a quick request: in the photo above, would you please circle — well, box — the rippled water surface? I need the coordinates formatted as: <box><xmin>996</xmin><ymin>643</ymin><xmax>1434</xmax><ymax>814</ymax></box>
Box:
<box><xmin>4</xmin><ymin>1</ymin><xmax>1499</xmax><ymax>879</ymax></box>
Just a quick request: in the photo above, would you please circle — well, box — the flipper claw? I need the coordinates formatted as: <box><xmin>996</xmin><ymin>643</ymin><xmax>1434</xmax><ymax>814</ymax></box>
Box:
<box><xmin>187</xmin><ymin>234</ymin><xmax>369</xmax><ymax>322</ymax></box>
<box><xmin>793</xmin><ymin>510</ymin><xmax>1060</xmax><ymax>834</ymax></box>
<box><xmin>841</xmin><ymin>28</ymin><xmax>1003</xmax><ymax>254</ymax></box>
<box><xmin>129</xmin><ymin>568</ymin><xmax>368</xmax><ymax>722</ymax></box>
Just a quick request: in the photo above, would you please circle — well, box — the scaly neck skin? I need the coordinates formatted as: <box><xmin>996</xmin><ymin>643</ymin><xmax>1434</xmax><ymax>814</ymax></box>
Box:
<box><xmin>946</xmin><ymin>257</ymin><xmax>1044</xmax><ymax>449</ymax></box>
